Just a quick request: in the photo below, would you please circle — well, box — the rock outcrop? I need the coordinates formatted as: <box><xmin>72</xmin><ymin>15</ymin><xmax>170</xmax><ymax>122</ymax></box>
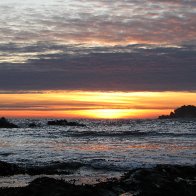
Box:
<box><xmin>0</xmin><ymin>161</ymin><xmax>83</xmax><ymax>176</ymax></box>
<box><xmin>0</xmin><ymin>161</ymin><xmax>23</xmax><ymax>176</ymax></box>
<box><xmin>28</xmin><ymin>123</ymin><xmax>37</xmax><ymax>128</ymax></box>
<box><xmin>0</xmin><ymin>117</ymin><xmax>18</xmax><ymax>128</ymax></box>
<box><xmin>159</xmin><ymin>105</ymin><xmax>196</xmax><ymax>119</ymax></box>
<box><xmin>47</xmin><ymin>119</ymin><xmax>86</xmax><ymax>127</ymax></box>
<box><xmin>0</xmin><ymin>162</ymin><xmax>195</xmax><ymax>196</ymax></box>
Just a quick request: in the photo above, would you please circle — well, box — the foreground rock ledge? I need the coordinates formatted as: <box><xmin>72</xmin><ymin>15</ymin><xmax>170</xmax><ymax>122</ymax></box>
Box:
<box><xmin>0</xmin><ymin>163</ymin><xmax>195</xmax><ymax>196</ymax></box>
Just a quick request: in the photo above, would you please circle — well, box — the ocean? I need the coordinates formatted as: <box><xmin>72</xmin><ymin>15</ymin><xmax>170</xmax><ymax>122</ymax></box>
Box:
<box><xmin>0</xmin><ymin>119</ymin><xmax>196</xmax><ymax>187</ymax></box>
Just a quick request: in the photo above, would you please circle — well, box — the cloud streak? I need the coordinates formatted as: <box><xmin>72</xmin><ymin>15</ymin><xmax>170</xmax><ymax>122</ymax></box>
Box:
<box><xmin>1</xmin><ymin>91</ymin><xmax>196</xmax><ymax>118</ymax></box>
<box><xmin>0</xmin><ymin>43</ymin><xmax>195</xmax><ymax>91</ymax></box>
<box><xmin>0</xmin><ymin>0</ymin><xmax>196</xmax><ymax>92</ymax></box>
<box><xmin>0</xmin><ymin>0</ymin><xmax>195</xmax><ymax>45</ymax></box>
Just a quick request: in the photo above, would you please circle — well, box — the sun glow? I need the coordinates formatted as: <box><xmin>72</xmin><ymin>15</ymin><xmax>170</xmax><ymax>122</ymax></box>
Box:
<box><xmin>77</xmin><ymin>109</ymin><xmax>132</xmax><ymax>119</ymax></box>
<box><xmin>0</xmin><ymin>91</ymin><xmax>196</xmax><ymax>119</ymax></box>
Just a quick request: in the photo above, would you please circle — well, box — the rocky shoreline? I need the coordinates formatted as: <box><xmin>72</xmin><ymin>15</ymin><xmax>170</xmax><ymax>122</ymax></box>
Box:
<box><xmin>0</xmin><ymin>161</ymin><xmax>195</xmax><ymax>196</ymax></box>
<box><xmin>0</xmin><ymin>117</ymin><xmax>18</xmax><ymax>128</ymax></box>
<box><xmin>0</xmin><ymin>117</ymin><xmax>86</xmax><ymax>128</ymax></box>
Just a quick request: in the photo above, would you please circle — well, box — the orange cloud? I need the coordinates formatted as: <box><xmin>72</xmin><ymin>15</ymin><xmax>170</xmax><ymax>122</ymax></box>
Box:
<box><xmin>0</xmin><ymin>91</ymin><xmax>196</xmax><ymax>119</ymax></box>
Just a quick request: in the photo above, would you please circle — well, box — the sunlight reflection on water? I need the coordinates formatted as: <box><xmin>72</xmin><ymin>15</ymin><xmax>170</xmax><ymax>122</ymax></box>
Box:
<box><xmin>0</xmin><ymin>119</ymin><xmax>196</xmax><ymax>169</ymax></box>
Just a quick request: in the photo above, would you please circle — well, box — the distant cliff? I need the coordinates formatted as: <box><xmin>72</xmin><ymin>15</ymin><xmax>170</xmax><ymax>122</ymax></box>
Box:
<box><xmin>159</xmin><ymin>105</ymin><xmax>196</xmax><ymax>119</ymax></box>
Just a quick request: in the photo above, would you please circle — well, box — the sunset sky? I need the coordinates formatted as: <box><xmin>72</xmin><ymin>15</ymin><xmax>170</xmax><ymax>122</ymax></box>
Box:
<box><xmin>0</xmin><ymin>0</ymin><xmax>196</xmax><ymax>118</ymax></box>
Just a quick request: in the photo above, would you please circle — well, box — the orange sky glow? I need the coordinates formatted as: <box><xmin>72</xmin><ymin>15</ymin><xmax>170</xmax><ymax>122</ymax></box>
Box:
<box><xmin>0</xmin><ymin>91</ymin><xmax>196</xmax><ymax>119</ymax></box>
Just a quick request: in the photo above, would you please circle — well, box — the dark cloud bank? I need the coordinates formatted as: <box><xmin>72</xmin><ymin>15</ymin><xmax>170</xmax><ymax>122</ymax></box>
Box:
<box><xmin>0</xmin><ymin>0</ymin><xmax>195</xmax><ymax>92</ymax></box>
<box><xmin>0</xmin><ymin>44</ymin><xmax>195</xmax><ymax>91</ymax></box>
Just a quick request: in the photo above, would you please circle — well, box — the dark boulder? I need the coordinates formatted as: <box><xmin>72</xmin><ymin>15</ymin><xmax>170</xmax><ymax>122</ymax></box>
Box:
<box><xmin>121</xmin><ymin>165</ymin><xmax>196</xmax><ymax>196</ymax></box>
<box><xmin>0</xmin><ymin>161</ymin><xmax>24</xmax><ymax>176</ymax></box>
<box><xmin>28</xmin><ymin>123</ymin><xmax>37</xmax><ymax>128</ymax></box>
<box><xmin>47</xmin><ymin>119</ymin><xmax>86</xmax><ymax>127</ymax></box>
<box><xmin>47</xmin><ymin>119</ymin><xmax>68</xmax><ymax>126</ymax></box>
<box><xmin>0</xmin><ymin>117</ymin><xmax>18</xmax><ymax>128</ymax></box>
<box><xmin>0</xmin><ymin>161</ymin><xmax>83</xmax><ymax>176</ymax></box>
<box><xmin>0</xmin><ymin>164</ymin><xmax>195</xmax><ymax>196</ymax></box>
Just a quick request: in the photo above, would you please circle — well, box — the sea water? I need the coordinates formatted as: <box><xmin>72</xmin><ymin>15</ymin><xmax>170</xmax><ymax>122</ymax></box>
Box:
<box><xmin>0</xmin><ymin>119</ymin><xmax>196</xmax><ymax>187</ymax></box>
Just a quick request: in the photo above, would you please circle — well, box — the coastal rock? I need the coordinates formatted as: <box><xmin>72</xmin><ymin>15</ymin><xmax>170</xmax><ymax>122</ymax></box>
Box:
<box><xmin>121</xmin><ymin>165</ymin><xmax>196</xmax><ymax>196</ymax></box>
<box><xmin>0</xmin><ymin>177</ymin><xmax>120</xmax><ymax>196</ymax></box>
<box><xmin>47</xmin><ymin>119</ymin><xmax>86</xmax><ymax>127</ymax></box>
<box><xmin>0</xmin><ymin>117</ymin><xmax>18</xmax><ymax>128</ymax></box>
<box><xmin>0</xmin><ymin>161</ymin><xmax>83</xmax><ymax>176</ymax></box>
<box><xmin>0</xmin><ymin>161</ymin><xmax>23</xmax><ymax>176</ymax></box>
<box><xmin>0</xmin><ymin>164</ymin><xmax>195</xmax><ymax>196</ymax></box>
<box><xmin>159</xmin><ymin>105</ymin><xmax>196</xmax><ymax>119</ymax></box>
<box><xmin>28</xmin><ymin>123</ymin><xmax>37</xmax><ymax>128</ymax></box>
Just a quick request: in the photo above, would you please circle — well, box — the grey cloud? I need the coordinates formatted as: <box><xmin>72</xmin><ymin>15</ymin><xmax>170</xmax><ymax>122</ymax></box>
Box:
<box><xmin>0</xmin><ymin>0</ymin><xmax>195</xmax><ymax>92</ymax></box>
<box><xmin>0</xmin><ymin>43</ymin><xmax>195</xmax><ymax>91</ymax></box>
<box><xmin>0</xmin><ymin>0</ymin><xmax>195</xmax><ymax>45</ymax></box>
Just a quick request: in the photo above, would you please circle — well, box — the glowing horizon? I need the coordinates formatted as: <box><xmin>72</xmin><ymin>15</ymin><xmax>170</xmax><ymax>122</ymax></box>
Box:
<box><xmin>0</xmin><ymin>91</ymin><xmax>195</xmax><ymax>119</ymax></box>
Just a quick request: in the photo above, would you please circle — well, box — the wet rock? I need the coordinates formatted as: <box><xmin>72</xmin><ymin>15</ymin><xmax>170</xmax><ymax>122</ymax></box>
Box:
<box><xmin>0</xmin><ymin>117</ymin><xmax>18</xmax><ymax>128</ymax></box>
<box><xmin>121</xmin><ymin>165</ymin><xmax>196</xmax><ymax>196</ymax></box>
<box><xmin>28</xmin><ymin>123</ymin><xmax>37</xmax><ymax>128</ymax></box>
<box><xmin>0</xmin><ymin>161</ymin><xmax>83</xmax><ymax>176</ymax></box>
<box><xmin>0</xmin><ymin>177</ymin><xmax>119</xmax><ymax>196</ymax></box>
<box><xmin>0</xmin><ymin>164</ymin><xmax>195</xmax><ymax>196</ymax></box>
<box><xmin>47</xmin><ymin>119</ymin><xmax>86</xmax><ymax>127</ymax></box>
<box><xmin>47</xmin><ymin>119</ymin><xmax>68</xmax><ymax>125</ymax></box>
<box><xmin>0</xmin><ymin>161</ymin><xmax>24</xmax><ymax>176</ymax></box>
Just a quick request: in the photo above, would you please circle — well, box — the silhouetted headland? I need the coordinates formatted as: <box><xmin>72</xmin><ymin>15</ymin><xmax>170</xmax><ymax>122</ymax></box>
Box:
<box><xmin>159</xmin><ymin>105</ymin><xmax>196</xmax><ymax>119</ymax></box>
<box><xmin>47</xmin><ymin>119</ymin><xmax>86</xmax><ymax>127</ymax></box>
<box><xmin>0</xmin><ymin>117</ymin><xmax>18</xmax><ymax>128</ymax></box>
